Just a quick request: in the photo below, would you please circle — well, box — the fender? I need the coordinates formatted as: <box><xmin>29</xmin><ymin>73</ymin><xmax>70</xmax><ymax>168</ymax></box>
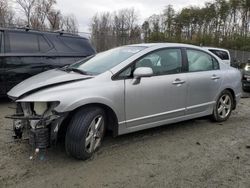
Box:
<box><xmin>56</xmin><ymin>96</ymin><xmax>120</xmax><ymax>117</ymax></box>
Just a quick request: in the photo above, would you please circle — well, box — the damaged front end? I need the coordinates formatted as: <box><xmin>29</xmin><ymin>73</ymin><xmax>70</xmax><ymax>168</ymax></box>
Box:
<box><xmin>6</xmin><ymin>101</ymin><xmax>66</xmax><ymax>149</ymax></box>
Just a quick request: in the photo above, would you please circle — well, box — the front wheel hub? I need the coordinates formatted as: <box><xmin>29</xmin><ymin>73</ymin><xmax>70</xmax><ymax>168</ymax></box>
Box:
<box><xmin>85</xmin><ymin>115</ymin><xmax>104</xmax><ymax>153</ymax></box>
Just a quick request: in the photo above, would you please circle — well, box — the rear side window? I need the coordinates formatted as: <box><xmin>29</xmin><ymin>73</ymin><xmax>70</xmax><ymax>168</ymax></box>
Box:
<box><xmin>7</xmin><ymin>32</ymin><xmax>39</xmax><ymax>53</ymax></box>
<box><xmin>209</xmin><ymin>49</ymin><xmax>229</xmax><ymax>60</ymax></box>
<box><xmin>59</xmin><ymin>36</ymin><xmax>95</xmax><ymax>54</ymax></box>
<box><xmin>187</xmin><ymin>49</ymin><xmax>219</xmax><ymax>72</ymax></box>
<box><xmin>6</xmin><ymin>32</ymin><xmax>51</xmax><ymax>53</ymax></box>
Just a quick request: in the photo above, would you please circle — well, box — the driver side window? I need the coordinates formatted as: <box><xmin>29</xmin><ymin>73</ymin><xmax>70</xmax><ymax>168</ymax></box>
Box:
<box><xmin>135</xmin><ymin>48</ymin><xmax>182</xmax><ymax>75</ymax></box>
<box><xmin>119</xmin><ymin>48</ymin><xmax>182</xmax><ymax>77</ymax></box>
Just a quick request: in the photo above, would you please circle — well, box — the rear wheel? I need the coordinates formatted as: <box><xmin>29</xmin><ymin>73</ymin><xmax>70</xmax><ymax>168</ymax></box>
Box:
<box><xmin>65</xmin><ymin>107</ymin><xmax>105</xmax><ymax>160</ymax></box>
<box><xmin>212</xmin><ymin>90</ymin><xmax>233</xmax><ymax>122</ymax></box>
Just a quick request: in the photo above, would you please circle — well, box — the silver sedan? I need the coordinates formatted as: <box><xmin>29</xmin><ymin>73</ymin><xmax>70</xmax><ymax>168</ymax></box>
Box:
<box><xmin>8</xmin><ymin>43</ymin><xmax>242</xmax><ymax>160</ymax></box>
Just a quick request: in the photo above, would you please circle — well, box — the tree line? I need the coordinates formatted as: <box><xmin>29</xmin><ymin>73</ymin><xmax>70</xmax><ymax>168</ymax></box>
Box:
<box><xmin>91</xmin><ymin>8</ymin><xmax>141</xmax><ymax>52</ymax></box>
<box><xmin>0</xmin><ymin>0</ymin><xmax>78</xmax><ymax>33</ymax></box>
<box><xmin>91</xmin><ymin>0</ymin><xmax>250</xmax><ymax>52</ymax></box>
<box><xmin>1</xmin><ymin>0</ymin><xmax>249</xmax><ymax>52</ymax></box>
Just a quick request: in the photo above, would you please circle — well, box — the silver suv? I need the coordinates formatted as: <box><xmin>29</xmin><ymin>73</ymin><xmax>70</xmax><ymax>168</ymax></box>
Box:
<box><xmin>7</xmin><ymin>43</ymin><xmax>242</xmax><ymax>160</ymax></box>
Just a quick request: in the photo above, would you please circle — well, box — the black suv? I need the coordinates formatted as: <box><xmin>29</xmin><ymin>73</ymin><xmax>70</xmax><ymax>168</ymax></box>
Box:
<box><xmin>0</xmin><ymin>27</ymin><xmax>96</xmax><ymax>96</ymax></box>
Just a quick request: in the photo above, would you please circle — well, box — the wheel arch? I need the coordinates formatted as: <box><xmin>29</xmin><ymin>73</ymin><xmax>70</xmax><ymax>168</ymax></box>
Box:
<box><xmin>58</xmin><ymin>102</ymin><xmax>119</xmax><ymax>140</ymax></box>
<box><xmin>217</xmin><ymin>88</ymin><xmax>236</xmax><ymax>110</ymax></box>
<box><xmin>224</xmin><ymin>88</ymin><xmax>236</xmax><ymax>109</ymax></box>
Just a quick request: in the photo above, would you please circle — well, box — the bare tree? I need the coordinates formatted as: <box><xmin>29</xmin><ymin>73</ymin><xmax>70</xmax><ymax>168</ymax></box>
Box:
<box><xmin>16</xmin><ymin>0</ymin><xmax>37</xmax><ymax>26</ymax></box>
<box><xmin>91</xmin><ymin>8</ymin><xmax>140</xmax><ymax>52</ymax></box>
<box><xmin>30</xmin><ymin>0</ymin><xmax>56</xmax><ymax>30</ymax></box>
<box><xmin>61</xmin><ymin>14</ymin><xmax>78</xmax><ymax>33</ymax></box>
<box><xmin>47</xmin><ymin>9</ymin><xmax>61</xmax><ymax>30</ymax></box>
<box><xmin>0</xmin><ymin>0</ymin><xmax>14</xmax><ymax>27</ymax></box>
<box><xmin>163</xmin><ymin>5</ymin><xmax>175</xmax><ymax>37</ymax></box>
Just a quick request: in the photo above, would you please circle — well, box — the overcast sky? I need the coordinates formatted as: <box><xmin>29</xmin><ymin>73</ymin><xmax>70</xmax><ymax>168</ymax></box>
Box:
<box><xmin>56</xmin><ymin>0</ymin><xmax>209</xmax><ymax>33</ymax></box>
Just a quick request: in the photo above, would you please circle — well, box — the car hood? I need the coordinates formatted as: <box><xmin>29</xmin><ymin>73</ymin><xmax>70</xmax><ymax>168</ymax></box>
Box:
<box><xmin>8</xmin><ymin>69</ymin><xmax>93</xmax><ymax>99</ymax></box>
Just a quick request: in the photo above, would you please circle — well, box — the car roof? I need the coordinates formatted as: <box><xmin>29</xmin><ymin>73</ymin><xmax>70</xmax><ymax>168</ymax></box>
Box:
<box><xmin>127</xmin><ymin>43</ymin><xmax>203</xmax><ymax>49</ymax></box>
<box><xmin>0</xmin><ymin>27</ymin><xmax>88</xmax><ymax>39</ymax></box>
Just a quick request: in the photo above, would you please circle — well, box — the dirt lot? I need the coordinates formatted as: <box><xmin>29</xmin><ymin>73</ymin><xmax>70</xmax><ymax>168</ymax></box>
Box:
<box><xmin>0</xmin><ymin>94</ymin><xmax>250</xmax><ymax>188</ymax></box>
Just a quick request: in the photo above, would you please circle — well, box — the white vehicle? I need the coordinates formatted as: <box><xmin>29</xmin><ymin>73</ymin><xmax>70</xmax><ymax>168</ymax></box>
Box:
<box><xmin>202</xmin><ymin>47</ymin><xmax>231</xmax><ymax>66</ymax></box>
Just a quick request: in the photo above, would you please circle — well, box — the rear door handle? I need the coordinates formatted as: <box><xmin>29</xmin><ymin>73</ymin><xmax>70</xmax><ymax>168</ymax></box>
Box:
<box><xmin>172</xmin><ymin>79</ymin><xmax>185</xmax><ymax>85</ymax></box>
<box><xmin>211</xmin><ymin>75</ymin><xmax>220</xmax><ymax>80</ymax></box>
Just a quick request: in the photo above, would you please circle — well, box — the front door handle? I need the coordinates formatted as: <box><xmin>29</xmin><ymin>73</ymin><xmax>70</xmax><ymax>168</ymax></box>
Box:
<box><xmin>211</xmin><ymin>75</ymin><xmax>220</xmax><ymax>80</ymax></box>
<box><xmin>172</xmin><ymin>79</ymin><xmax>185</xmax><ymax>85</ymax></box>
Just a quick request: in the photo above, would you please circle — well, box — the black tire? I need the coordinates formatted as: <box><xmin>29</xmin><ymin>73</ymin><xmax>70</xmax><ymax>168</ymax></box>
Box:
<box><xmin>65</xmin><ymin>107</ymin><xmax>106</xmax><ymax>160</ymax></box>
<box><xmin>211</xmin><ymin>90</ymin><xmax>233</xmax><ymax>122</ymax></box>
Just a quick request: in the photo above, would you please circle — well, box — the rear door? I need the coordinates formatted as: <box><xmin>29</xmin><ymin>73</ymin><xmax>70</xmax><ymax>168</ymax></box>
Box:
<box><xmin>185</xmin><ymin>48</ymin><xmax>222</xmax><ymax>115</ymax></box>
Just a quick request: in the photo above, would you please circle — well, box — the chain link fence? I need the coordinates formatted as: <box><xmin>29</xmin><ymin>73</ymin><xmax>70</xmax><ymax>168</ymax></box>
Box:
<box><xmin>229</xmin><ymin>49</ymin><xmax>250</xmax><ymax>67</ymax></box>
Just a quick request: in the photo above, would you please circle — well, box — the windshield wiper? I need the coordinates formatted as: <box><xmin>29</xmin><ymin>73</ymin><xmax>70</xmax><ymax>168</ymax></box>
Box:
<box><xmin>67</xmin><ymin>67</ymin><xmax>89</xmax><ymax>75</ymax></box>
<box><xmin>60</xmin><ymin>66</ymin><xmax>90</xmax><ymax>75</ymax></box>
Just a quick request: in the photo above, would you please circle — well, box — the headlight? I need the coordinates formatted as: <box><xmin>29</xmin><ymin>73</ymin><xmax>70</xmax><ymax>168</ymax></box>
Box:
<box><xmin>34</xmin><ymin>102</ymin><xmax>48</xmax><ymax>116</ymax></box>
<box><xmin>245</xmin><ymin>66</ymin><xmax>250</xmax><ymax>71</ymax></box>
<box><xmin>33</xmin><ymin>102</ymin><xmax>59</xmax><ymax>116</ymax></box>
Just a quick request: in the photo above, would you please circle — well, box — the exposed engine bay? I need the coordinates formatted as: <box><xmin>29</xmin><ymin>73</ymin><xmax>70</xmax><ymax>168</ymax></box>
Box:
<box><xmin>6</xmin><ymin>102</ymin><xmax>66</xmax><ymax>149</ymax></box>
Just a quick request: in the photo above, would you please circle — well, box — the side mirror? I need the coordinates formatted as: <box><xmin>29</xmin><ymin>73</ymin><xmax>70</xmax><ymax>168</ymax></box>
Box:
<box><xmin>132</xmin><ymin>67</ymin><xmax>153</xmax><ymax>84</ymax></box>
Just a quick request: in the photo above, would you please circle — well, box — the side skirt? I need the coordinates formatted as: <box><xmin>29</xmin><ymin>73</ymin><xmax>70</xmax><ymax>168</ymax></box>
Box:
<box><xmin>118</xmin><ymin>110</ymin><xmax>212</xmax><ymax>136</ymax></box>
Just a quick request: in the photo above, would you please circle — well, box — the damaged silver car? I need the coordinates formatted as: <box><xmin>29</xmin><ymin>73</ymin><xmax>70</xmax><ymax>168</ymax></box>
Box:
<box><xmin>7</xmin><ymin>43</ymin><xmax>242</xmax><ymax>160</ymax></box>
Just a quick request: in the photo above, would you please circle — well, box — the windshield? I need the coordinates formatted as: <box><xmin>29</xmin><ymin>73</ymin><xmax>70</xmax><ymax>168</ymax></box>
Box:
<box><xmin>69</xmin><ymin>46</ymin><xmax>146</xmax><ymax>75</ymax></box>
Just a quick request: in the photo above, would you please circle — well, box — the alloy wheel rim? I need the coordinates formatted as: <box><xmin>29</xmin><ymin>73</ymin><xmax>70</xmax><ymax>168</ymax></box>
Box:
<box><xmin>85</xmin><ymin>115</ymin><xmax>104</xmax><ymax>153</ymax></box>
<box><xmin>217</xmin><ymin>94</ymin><xmax>232</xmax><ymax>119</ymax></box>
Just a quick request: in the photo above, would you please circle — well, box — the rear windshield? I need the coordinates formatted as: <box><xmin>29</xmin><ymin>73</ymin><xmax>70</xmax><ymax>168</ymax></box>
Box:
<box><xmin>58</xmin><ymin>36</ymin><xmax>95</xmax><ymax>55</ymax></box>
<box><xmin>209</xmin><ymin>49</ymin><xmax>229</xmax><ymax>60</ymax></box>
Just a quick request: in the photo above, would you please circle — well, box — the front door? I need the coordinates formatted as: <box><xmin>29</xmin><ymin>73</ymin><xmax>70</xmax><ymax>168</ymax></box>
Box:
<box><xmin>124</xmin><ymin>48</ymin><xmax>187</xmax><ymax>128</ymax></box>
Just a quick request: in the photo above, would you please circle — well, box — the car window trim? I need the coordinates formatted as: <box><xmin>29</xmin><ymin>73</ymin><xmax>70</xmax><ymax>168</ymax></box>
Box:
<box><xmin>112</xmin><ymin>47</ymin><xmax>186</xmax><ymax>80</ymax></box>
<box><xmin>183</xmin><ymin>47</ymin><xmax>220</xmax><ymax>73</ymax></box>
<box><xmin>38</xmin><ymin>34</ymin><xmax>54</xmax><ymax>53</ymax></box>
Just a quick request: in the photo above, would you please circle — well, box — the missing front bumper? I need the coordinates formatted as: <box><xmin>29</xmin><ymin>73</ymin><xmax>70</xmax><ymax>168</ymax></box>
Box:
<box><xmin>29</xmin><ymin>128</ymin><xmax>50</xmax><ymax>149</ymax></box>
<box><xmin>6</xmin><ymin>113</ymin><xmax>66</xmax><ymax>149</ymax></box>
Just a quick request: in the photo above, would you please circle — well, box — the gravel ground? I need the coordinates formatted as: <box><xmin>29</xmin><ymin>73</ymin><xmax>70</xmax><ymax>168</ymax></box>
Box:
<box><xmin>0</xmin><ymin>93</ymin><xmax>250</xmax><ymax>188</ymax></box>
